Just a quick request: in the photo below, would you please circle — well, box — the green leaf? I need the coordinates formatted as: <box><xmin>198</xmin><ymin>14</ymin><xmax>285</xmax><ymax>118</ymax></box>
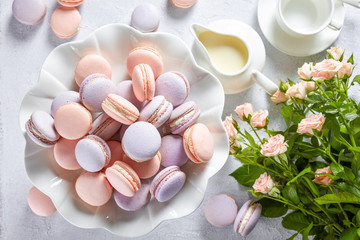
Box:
<box><xmin>282</xmin><ymin>211</ymin><xmax>310</xmax><ymax>231</ymax></box>
<box><xmin>343</xmin><ymin>204</ymin><xmax>360</xmax><ymax>214</ymax></box>
<box><xmin>257</xmin><ymin>198</ymin><xmax>288</xmax><ymax>218</ymax></box>
<box><xmin>287</xmin><ymin>167</ymin><xmax>312</xmax><ymax>185</ymax></box>
<box><xmin>283</xmin><ymin>183</ymin><xmax>300</xmax><ymax>205</ymax></box>
<box><xmin>286</xmin><ymin>232</ymin><xmax>299</xmax><ymax>240</ymax></box>
<box><xmin>303</xmin><ymin>176</ymin><xmax>320</xmax><ymax>197</ymax></box>
<box><xmin>336</xmin><ymin>182</ymin><xmax>360</xmax><ymax>198</ymax></box>
<box><xmin>282</xmin><ymin>105</ymin><xmax>294</xmax><ymax>126</ymax></box>
<box><xmin>315</xmin><ymin>192</ymin><xmax>360</xmax><ymax>205</ymax></box>
<box><xmin>230</xmin><ymin>164</ymin><xmax>265</xmax><ymax>187</ymax></box>
<box><xmin>356</xmin><ymin>210</ymin><xmax>360</xmax><ymax>226</ymax></box>
<box><xmin>348</xmin><ymin>53</ymin><xmax>354</xmax><ymax>64</ymax></box>
<box><xmin>352</xmin><ymin>75</ymin><xmax>360</xmax><ymax>85</ymax></box>
<box><xmin>349</xmin><ymin>146</ymin><xmax>360</xmax><ymax>153</ymax></box>
<box><xmin>344</xmin><ymin>113</ymin><xmax>359</xmax><ymax>122</ymax></box>
<box><xmin>302</xmin><ymin>222</ymin><xmax>313</xmax><ymax>240</ymax></box>
<box><xmin>244</xmin><ymin>130</ymin><xmax>257</xmax><ymax>147</ymax></box>
<box><xmin>340</xmin><ymin>228</ymin><xmax>359</xmax><ymax>240</ymax></box>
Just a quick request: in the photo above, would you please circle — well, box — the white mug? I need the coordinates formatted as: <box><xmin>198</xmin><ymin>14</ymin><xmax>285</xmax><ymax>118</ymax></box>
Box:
<box><xmin>276</xmin><ymin>0</ymin><xmax>342</xmax><ymax>37</ymax></box>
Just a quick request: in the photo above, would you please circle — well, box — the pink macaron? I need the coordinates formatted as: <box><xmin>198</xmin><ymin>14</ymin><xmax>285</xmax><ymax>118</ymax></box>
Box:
<box><xmin>75</xmin><ymin>54</ymin><xmax>112</xmax><ymax>87</ymax></box>
<box><xmin>155</xmin><ymin>72</ymin><xmax>190</xmax><ymax>107</ymax></box>
<box><xmin>234</xmin><ymin>200</ymin><xmax>262</xmax><ymax>236</ymax></box>
<box><xmin>132</xmin><ymin>64</ymin><xmax>156</xmax><ymax>102</ymax></box>
<box><xmin>122</xmin><ymin>152</ymin><xmax>161</xmax><ymax>179</ymax></box>
<box><xmin>183</xmin><ymin>123</ymin><xmax>214</xmax><ymax>164</ymax></box>
<box><xmin>57</xmin><ymin>0</ymin><xmax>84</xmax><ymax>8</ymax></box>
<box><xmin>89</xmin><ymin>113</ymin><xmax>122</xmax><ymax>141</ymax></box>
<box><xmin>75</xmin><ymin>171</ymin><xmax>113</xmax><ymax>206</ymax></box>
<box><xmin>127</xmin><ymin>47</ymin><xmax>163</xmax><ymax>79</ymax></box>
<box><xmin>54</xmin><ymin>102</ymin><xmax>92</xmax><ymax>140</ymax></box>
<box><xmin>139</xmin><ymin>95</ymin><xmax>173</xmax><ymax>128</ymax></box>
<box><xmin>102</xmin><ymin>93</ymin><xmax>140</xmax><ymax>125</ymax></box>
<box><xmin>50</xmin><ymin>6</ymin><xmax>81</xmax><ymax>39</ymax></box>
<box><xmin>105</xmin><ymin>161</ymin><xmax>141</xmax><ymax>197</ymax></box>
<box><xmin>107</xmin><ymin>140</ymin><xmax>123</xmax><ymax>167</ymax></box>
<box><xmin>27</xmin><ymin>186</ymin><xmax>56</xmax><ymax>217</ymax></box>
<box><xmin>53</xmin><ymin>138</ymin><xmax>81</xmax><ymax>170</ymax></box>
<box><xmin>159</xmin><ymin>134</ymin><xmax>188</xmax><ymax>167</ymax></box>
<box><xmin>114</xmin><ymin>179</ymin><xmax>151</xmax><ymax>211</ymax></box>
<box><xmin>170</xmin><ymin>0</ymin><xmax>197</xmax><ymax>8</ymax></box>
<box><xmin>167</xmin><ymin>101</ymin><xmax>201</xmax><ymax>134</ymax></box>
<box><xmin>205</xmin><ymin>194</ymin><xmax>239</xmax><ymax>227</ymax></box>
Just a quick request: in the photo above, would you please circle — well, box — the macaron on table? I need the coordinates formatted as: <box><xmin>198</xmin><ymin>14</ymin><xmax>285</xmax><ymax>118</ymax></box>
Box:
<box><xmin>3</xmin><ymin>0</ymin><xmax>360</xmax><ymax>240</ymax></box>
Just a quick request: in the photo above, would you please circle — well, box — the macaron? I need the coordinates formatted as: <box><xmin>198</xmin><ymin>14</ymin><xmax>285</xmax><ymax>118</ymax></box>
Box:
<box><xmin>234</xmin><ymin>200</ymin><xmax>262</xmax><ymax>236</ymax></box>
<box><xmin>12</xmin><ymin>0</ymin><xmax>46</xmax><ymax>25</ymax></box>
<box><xmin>127</xmin><ymin>47</ymin><xmax>163</xmax><ymax>79</ymax></box>
<box><xmin>167</xmin><ymin>101</ymin><xmax>200</xmax><ymax>134</ymax></box>
<box><xmin>183</xmin><ymin>123</ymin><xmax>214</xmax><ymax>164</ymax></box>
<box><xmin>107</xmin><ymin>140</ymin><xmax>123</xmax><ymax>167</ymax></box>
<box><xmin>122</xmin><ymin>152</ymin><xmax>161</xmax><ymax>179</ymax></box>
<box><xmin>57</xmin><ymin>0</ymin><xmax>84</xmax><ymax>7</ymax></box>
<box><xmin>54</xmin><ymin>102</ymin><xmax>92</xmax><ymax>140</ymax></box>
<box><xmin>205</xmin><ymin>194</ymin><xmax>239</xmax><ymax>227</ymax></box>
<box><xmin>51</xmin><ymin>91</ymin><xmax>81</xmax><ymax>117</ymax></box>
<box><xmin>118</xmin><ymin>124</ymin><xmax>129</xmax><ymax>141</ymax></box>
<box><xmin>131</xmin><ymin>3</ymin><xmax>160</xmax><ymax>33</ymax></box>
<box><xmin>114</xmin><ymin>179</ymin><xmax>151</xmax><ymax>211</ymax></box>
<box><xmin>122</xmin><ymin>121</ymin><xmax>161</xmax><ymax>162</ymax></box>
<box><xmin>89</xmin><ymin>113</ymin><xmax>122</xmax><ymax>141</ymax></box>
<box><xmin>116</xmin><ymin>80</ymin><xmax>142</xmax><ymax>110</ymax></box>
<box><xmin>25</xmin><ymin>110</ymin><xmax>60</xmax><ymax>148</ymax></box>
<box><xmin>50</xmin><ymin>6</ymin><xmax>81</xmax><ymax>39</ymax></box>
<box><xmin>159</xmin><ymin>134</ymin><xmax>188</xmax><ymax>167</ymax></box>
<box><xmin>139</xmin><ymin>96</ymin><xmax>173</xmax><ymax>128</ymax></box>
<box><xmin>170</xmin><ymin>0</ymin><xmax>197</xmax><ymax>8</ymax></box>
<box><xmin>75</xmin><ymin>171</ymin><xmax>113</xmax><ymax>206</ymax></box>
<box><xmin>105</xmin><ymin>161</ymin><xmax>141</xmax><ymax>197</ymax></box>
<box><xmin>79</xmin><ymin>73</ymin><xmax>116</xmax><ymax>112</ymax></box>
<box><xmin>27</xmin><ymin>186</ymin><xmax>56</xmax><ymax>217</ymax></box>
<box><xmin>150</xmin><ymin>166</ymin><xmax>186</xmax><ymax>202</ymax></box>
<box><xmin>102</xmin><ymin>93</ymin><xmax>139</xmax><ymax>125</ymax></box>
<box><xmin>132</xmin><ymin>64</ymin><xmax>156</xmax><ymax>102</ymax></box>
<box><xmin>75</xmin><ymin>135</ymin><xmax>111</xmax><ymax>172</ymax></box>
<box><xmin>53</xmin><ymin>138</ymin><xmax>81</xmax><ymax>170</ymax></box>
<box><xmin>75</xmin><ymin>54</ymin><xmax>112</xmax><ymax>87</ymax></box>
<box><xmin>155</xmin><ymin>72</ymin><xmax>190</xmax><ymax>107</ymax></box>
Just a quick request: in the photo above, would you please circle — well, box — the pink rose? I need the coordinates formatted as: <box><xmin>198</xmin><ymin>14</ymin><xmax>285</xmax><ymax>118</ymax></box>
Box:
<box><xmin>260</xmin><ymin>134</ymin><xmax>288</xmax><ymax>157</ymax></box>
<box><xmin>338</xmin><ymin>62</ymin><xmax>353</xmax><ymax>79</ymax></box>
<box><xmin>271</xmin><ymin>89</ymin><xmax>288</xmax><ymax>103</ymax></box>
<box><xmin>223</xmin><ymin>116</ymin><xmax>237</xmax><ymax>140</ymax></box>
<box><xmin>297</xmin><ymin>114</ymin><xmax>325</xmax><ymax>135</ymax></box>
<box><xmin>300</xmin><ymin>80</ymin><xmax>316</xmax><ymax>93</ymax></box>
<box><xmin>235</xmin><ymin>103</ymin><xmax>253</xmax><ymax>120</ymax></box>
<box><xmin>326</xmin><ymin>47</ymin><xmax>344</xmax><ymax>61</ymax></box>
<box><xmin>286</xmin><ymin>83</ymin><xmax>306</xmax><ymax>99</ymax></box>
<box><xmin>253</xmin><ymin>172</ymin><xmax>276</xmax><ymax>194</ymax></box>
<box><xmin>313</xmin><ymin>166</ymin><xmax>333</xmax><ymax>186</ymax></box>
<box><xmin>250</xmin><ymin>110</ymin><xmax>268</xmax><ymax>128</ymax></box>
<box><xmin>312</xmin><ymin>59</ymin><xmax>343</xmax><ymax>81</ymax></box>
<box><xmin>298</xmin><ymin>62</ymin><xmax>313</xmax><ymax>80</ymax></box>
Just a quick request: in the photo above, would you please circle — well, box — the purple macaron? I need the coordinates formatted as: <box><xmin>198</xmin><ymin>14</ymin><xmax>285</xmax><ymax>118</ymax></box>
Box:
<box><xmin>131</xmin><ymin>3</ymin><xmax>160</xmax><ymax>33</ymax></box>
<box><xmin>205</xmin><ymin>194</ymin><xmax>239</xmax><ymax>227</ymax></box>
<box><xmin>25</xmin><ymin>110</ymin><xmax>60</xmax><ymax>148</ymax></box>
<box><xmin>114</xmin><ymin>179</ymin><xmax>151</xmax><ymax>211</ymax></box>
<box><xmin>79</xmin><ymin>73</ymin><xmax>116</xmax><ymax>112</ymax></box>
<box><xmin>151</xmin><ymin>166</ymin><xmax>186</xmax><ymax>202</ymax></box>
<box><xmin>122</xmin><ymin>121</ymin><xmax>161</xmax><ymax>162</ymax></box>
<box><xmin>139</xmin><ymin>96</ymin><xmax>173</xmax><ymax>128</ymax></box>
<box><xmin>89</xmin><ymin>113</ymin><xmax>122</xmax><ymax>141</ymax></box>
<box><xmin>167</xmin><ymin>101</ymin><xmax>200</xmax><ymax>134</ymax></box>
<box><xmin>234</xmin><ymin>200</ymin><xmax>262</xmax><ymax>236</ymax></box>
<box><xmin>155</xmin><ymin>72</ymin><xmax>190</xmax><ymax>107</ymax></box>
<box><xmin>12</xmin><ymin>0</ymin><xmax>47</xmax><ymax>25</ymax></box>
<box><xmin>51</xmin><ymin>90</ymin><xmax>81</xmax><ymax>117</ymax></box>
<box><xmin>75</xmin><ymin>135</ymin><xmax>111</xmax><ymax>172</ymax></box>
<box><xmin>116</xmin><ymin>80</ymin><xmax>143</xmax><ymax>110</ymax></box>
<box><xmin>159</xmin><ymin>134</ymin><xmax>188</xmax><ymax>167</ymax></box>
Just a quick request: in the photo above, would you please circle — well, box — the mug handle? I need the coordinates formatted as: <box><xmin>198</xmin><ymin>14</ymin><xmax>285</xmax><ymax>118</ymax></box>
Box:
<box><xmin>341</xmin><ymin>0</ymin><xmax>360</xmax><ymax>8</ymax></box>
<box><xmin>251</xmin><ymin>70</ymin><xmax>278</xmax><ymax>95</ymax></box>
<box><xmin>328</xmin><ymin>18</ymin><xmax>343</xmax><ymax>31</ymax></box>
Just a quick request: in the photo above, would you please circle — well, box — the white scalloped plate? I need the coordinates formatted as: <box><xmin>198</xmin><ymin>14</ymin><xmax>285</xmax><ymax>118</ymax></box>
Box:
<box><xmin>19</xmin><ymin>24</ymin><xmax>229</xmax><ymax>238</ymax></box>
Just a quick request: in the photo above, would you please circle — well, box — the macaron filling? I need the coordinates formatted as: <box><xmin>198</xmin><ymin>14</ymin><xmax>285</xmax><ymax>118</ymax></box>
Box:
<box><xmin>103</xmin><ymin>98</ymin><xmax>138</xmax><ymax>122</ymax></box>
<box><xmin>26</xmin><ymin>118</ymin><xmax>57</xmax><ymax>145</ymax></box>
<box><xmin>236</xmin><ymin>201</ymin><xmax>259</xmax><ymax>234</ymax></box>
<box><xmin>147</xmin><ymin>100</ymin><xmax>171</xmax><ymax>124</ymax></box>
<box><xmin>152</xmin><ymin>167</ymin><xmax>179</xmax><ymax>196</ymax></box>
<box><xmin>86</xmin><ymin>136</ymin><xmax>110</xmax><ymax>166</ymax></box>
<box><xmin>139</xmin><ymin>64</ymin><xmax>151</xmax><ymax>100</ymax></box>
<box><xmin>168</xmin><ymin>108</ymin><xmax>198</xmax><ymax>130</ymax></box>
<box><xmin>113</xmin><ymin>164</ymin><xmax>140</xmax><ymax>192</ymax></box>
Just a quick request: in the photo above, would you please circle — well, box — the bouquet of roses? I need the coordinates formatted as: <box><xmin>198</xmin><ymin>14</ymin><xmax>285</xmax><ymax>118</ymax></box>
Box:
<box><xmin>225</xmin><ymin>47</ymin><xmax>360</xmax><ymax>240</ymax></box>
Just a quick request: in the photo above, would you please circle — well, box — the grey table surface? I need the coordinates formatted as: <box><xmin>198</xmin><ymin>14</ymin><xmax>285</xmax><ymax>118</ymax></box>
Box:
<box><xmin>1</xmin><ymin>0</ymin><xmax>360</xmax><ymax>239</ymax></box>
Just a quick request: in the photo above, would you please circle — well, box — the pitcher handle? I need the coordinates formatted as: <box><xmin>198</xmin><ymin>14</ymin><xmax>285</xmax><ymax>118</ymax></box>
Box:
<box><xmin>251</xmin><ymin>70</ymin><xmax>278</xmax><ymax>95</ymax></box>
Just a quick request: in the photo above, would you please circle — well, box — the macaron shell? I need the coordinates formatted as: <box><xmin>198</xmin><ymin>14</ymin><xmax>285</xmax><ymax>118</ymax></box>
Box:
<box><xmin>139</xmin><ymin>95</ymin><xmax>173</xmax><ymax>128</ymax></box>
<box><xmin>170</xmin><ymin>0</ymin><xmax>197</xmax><ymax>8</ymax></box>
<box><xmin>89</xmin><ymin>113</ymin><xmax>122</xmax><ymax>141</ymax></box>
<box><xmin>54</xmin><ymin>103</ymin><xmax>92</xmax><ymax>140</ymax></box>
<box><xmin>160</xmin><ymin>134</ymin><xmax>188</xmax><ymax>167</ymax></box>
<box><xmin>106</xmin><ymin>161</ymin><xmax>141</xmax><ymax>197</ymax></box>
<box><xmin>51</xmin><ymin>91</ymin><xmax>81</xmax><ymax>117</ymax></box>
<box><xmin>114</xmin><ymin>180</ymin><xmax>151</xmax><ymax>211</ymax></box>
<box><xmin>53</xmin><ymin>138</ymin><xmax>81</xmax><ymax>170</ymax></box>
<box><xmin>107</xmin><ymin>140</ymin><xmax>123</xmax><ymax>167</ymax></box>
<box><xmin>204</xmin><ymin>194</ymin><xmax>238</xmax><ymax>227</ymax></box>
<box><xmin>116</xmin><ymin>80</ymin><xmax>142</xmax><ymax>109</ymax></box>
<box><xmin>57</xmin><ymin>0</ymin><xmax>84</xmax><ymax>7</ymax></box>
<box><xmin>131</xmin><ymin>3</ymin><xmax>160</xmax><ymax>33</ymax></box>
<box><xmin>183</xmin><ymin>123</ymin><xmax>214</xmax><ymax>163</ymax></box>
<box><xmin>75</xmin><ymin>172</ymin><xmax>113</xmax><ymax>206</ymax></box>
<box><xmin>234</xmin><ymin>200</ymin><xmax>262</xmax><ymax>236</ymax></box>
<box><xmin>167</xmin><ymin>101</ymin><xmax>200</xmax><ymax>134</ymax></box>
<box><xmin>122</xmin><ymin>152</ymin><xmax>161</xmax><ymax>179</ymax></box>
<box><xmin>50</xmin><ymin>6</ymin><xmax>81</xmax><ymax>39</ymax></box>
<box><xmin>102</xmin><ymin>94</ymin><xmax>139</xmax><ymax>125</ymax></box>
<box><xmin>12</xmin><ymin>0</ymin><xmax>46</xmax><ymax>25</ymax></box>
<box><xmin>27</xmin><ymin>186</ymin><xmax>56</xmax><ymax>217</ymax></box>
<box><xmin>75</xmin><ymin>55</ymin><xmax>112</xmax><ymax>87</ymax></box>
<box><xmin>132</xmin><ymin>64</ymin><xmax>155</xmax><ymax>102</ymax></box>
<box><xmin>127</xmin><ymin>47</ymin><xmax>163</xmax><ymax>78</ymax></box>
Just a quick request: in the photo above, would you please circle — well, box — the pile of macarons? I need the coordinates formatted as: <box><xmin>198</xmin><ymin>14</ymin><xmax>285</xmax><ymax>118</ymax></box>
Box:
<box><xmin>25</xmin><ymin>45</ymin><xmax>215</xmax><ymax>213</ymax></box>
<box><xmin>204</xmin><ymin>194</ymin><xmax>262</xmax><ymax>236</ymax></box>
